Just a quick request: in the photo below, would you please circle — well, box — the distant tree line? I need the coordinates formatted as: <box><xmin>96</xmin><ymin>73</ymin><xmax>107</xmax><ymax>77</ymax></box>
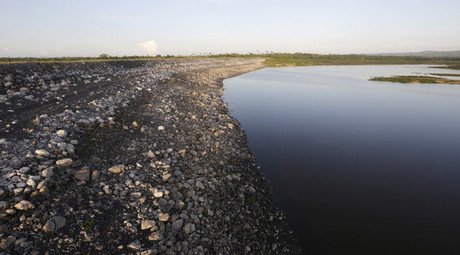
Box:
<box><xmin>1</xmin><ymin>52</ymin><xmax>459</xmax><ymax>65</ymax></box>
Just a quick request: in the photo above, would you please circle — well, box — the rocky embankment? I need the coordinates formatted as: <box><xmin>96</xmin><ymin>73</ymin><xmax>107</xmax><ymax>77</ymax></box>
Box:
<box><xmin>0</xmin><ymin>59</ymin><xmax>301</xmax><ymax>254</ymax></box>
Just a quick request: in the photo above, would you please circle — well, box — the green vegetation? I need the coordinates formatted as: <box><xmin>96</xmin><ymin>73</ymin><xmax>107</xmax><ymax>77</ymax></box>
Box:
<box><xmin>430</xmin><ymin>73</ymin><xmax>460</xmax><ymax>77</ymax></box>
<box><xmin>2</xmin><ymin>53</ymin><xmax>460</xmax><ymax>68</ymax></box>
<box><xmin>370</xmin><ymin>76</ymin><xmax>460</xmax><ymax>85</ymax></box>
<box><xmin>430</xmin><ymin>65</ymin><xmax>460</xmax><ymax>70</ymax></box>
<box><xmin>81</xmin><ymin>219</ymin><xmax>95</xmax><ymax>230</ymax></box>
<box><xmin>443</xmin><ymin>65</ymin><xmax>460</xmax><ymax>70</ymax></box>
<box><xmin>204</xmin><ymin>53</ymin><xmax>460</xmax><ymax>67</ymax></box>
<box><xmin>262</xmin><ymin>53</ymin><xmax>460</xmax><ymax>67</ymax></box>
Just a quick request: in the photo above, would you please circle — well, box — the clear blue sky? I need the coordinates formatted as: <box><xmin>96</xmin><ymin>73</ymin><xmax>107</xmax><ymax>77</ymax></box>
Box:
<box><xmin>1</xmin><ymin>0</ymin><xmax>459</xmax><ymax>57</ymax></box>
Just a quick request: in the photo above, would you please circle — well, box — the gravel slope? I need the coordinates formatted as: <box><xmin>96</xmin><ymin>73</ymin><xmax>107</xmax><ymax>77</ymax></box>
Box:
<box><xmin>0</xmin><ymin>59</ymin><xmax>302</xmax><ymax>254</ymax></box>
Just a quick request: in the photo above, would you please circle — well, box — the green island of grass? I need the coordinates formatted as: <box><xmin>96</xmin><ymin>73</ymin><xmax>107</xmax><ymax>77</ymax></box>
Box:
<box><xmin>443</xmin><ymin>65</ymin><xmax>460</xmax><ymax>70</ymax></box>
<box><xmin>370</xmin><ymin>75</ymin><xmax>460</xmax><ymax>85</ymax></box>
<box><xmin>429</xmin><ymin>73</ymin><xmax>460</xmax><ymax>77</ymax></box>
<box><xmin>262</xmin><ymin>54</ymin><xmax>460</xmax><ymax>67</ymax></box>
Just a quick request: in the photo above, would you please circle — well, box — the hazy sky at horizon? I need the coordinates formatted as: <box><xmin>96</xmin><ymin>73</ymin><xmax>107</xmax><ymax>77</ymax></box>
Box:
<box><xmin>1</xmin><ymin>0</ymin><xmax>459</xmax><ymax>57</ymax></box>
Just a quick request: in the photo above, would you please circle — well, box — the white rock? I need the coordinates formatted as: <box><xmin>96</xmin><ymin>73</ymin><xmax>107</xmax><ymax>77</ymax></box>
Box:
<box><xmin>35</xmin><ymin>149</ymin><xmax>50</xmax><ymax>157</ymax></box>
<box><xmin>14</xmin><ymin>200</ymin><xmax>35</xmax><ymax>211</ymax></box>
<box><xmin>56</xmin><ymin>129</ymin><xmax>67</xmax><ymax>137</ymax></box>
<box><xmin>26</xmin><ymin>178</ymin><xmax>36</xmax><ymax>187</ymax></box>
<box><xmin>148</xmin><ymin>232</ymin><xmax>161</xmax><ymax>241</ymax></box>
<box><xmin>158</xmin><ymin>213</ymin><xmax>169</xmax><ymax>222</ymax></box>
<box><xmin>147</xmin><ymin>150</ymin><xmax>156</xmax><ymax>158</ymax></box>
<box><xmin>141</xmin><ymin>220</ymin><xmax>156</xmax><ymax>230</ymax></box>
<box><xmin>127</xmin><ymin>240</ymin><xmax>141</xmax><ymax>250</ymax></box>
<box><xmin>153</xmin><ymin>188</ymin><xmax>163</xmax><ymax>198</ymax></box>
<box><xmin>42</xmin><ymin>168</ymin><xmax>54</xmax><ymax>178</ymax></box>
<box><xmin>108</xmin><ymin>164</ymin><xmax>125</xmax><ymax>174</ymax></box>
<box><xmin>162</xmin><ymin>173</ymin><xmax>171</xmax><ymax>182</ymax></box>
<box><xmin>56</xmin><ymin>158</ymin><xmax>73</xmax><ymax>167</ymax></box>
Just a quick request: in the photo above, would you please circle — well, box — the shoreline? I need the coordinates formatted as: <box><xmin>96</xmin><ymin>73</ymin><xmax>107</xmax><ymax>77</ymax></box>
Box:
<box><xmin>0</xmin><ymin>59</ymin><xmax>302</xmax><ymax>254</ymax></box>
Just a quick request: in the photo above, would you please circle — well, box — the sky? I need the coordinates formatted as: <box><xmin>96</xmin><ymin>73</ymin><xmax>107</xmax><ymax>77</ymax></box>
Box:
<box><xmin>1</xmin><ymin>0</ymin><xmax>459</xmax><ymax>57</ymax></box>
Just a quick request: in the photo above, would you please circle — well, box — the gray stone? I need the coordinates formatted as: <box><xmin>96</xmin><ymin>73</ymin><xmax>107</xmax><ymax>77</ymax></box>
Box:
<box><xmin>0</xmin><ymin>236</ymin><xmax>16</xmax><ymax>250</ymax></box>
<box><xmin>91</xmin><ymin>170</ymin><xmax>100</xmax><ymax>181</ymax></box>
<box><xmin>53</xmin><ymin>216</ymin><xmax>66</xmax><ymax>229</ymax></box>
<box><xmin>75</xmin><ymin>166</ymin><xmax>90</xmax><ymax>182</ymax></box>
<box><xmin>196</xmin><ymin>181</ymin><xmax>205</xmax><ymax>190</ymax></box>
<box><xmin>42</xmin><ymin>220</ymin><xmax>56</xmax><ymax>233</ymax></box>
<box><xmin>16</xmin><ymin>182</ymin><xmax>26</xmax><ymax>188</ymax></box>
<box><xmin>183</xmin><ymin>223</ymin><xmax>195</xmax><ymax>234</ymax></box>
<box><xmin>172</xmin><ymin>219</ymin><xmax>184</xmax><ymax>231</ymax></box>
<box><xmin>43</xmin><ymin>216</ymin><xmax>66</xmax><ymax>233</ymax></box>
<box><xmin>19</xmin><ymin>167</ymin><xmax>30</xmax><ymax>174</ymax></box>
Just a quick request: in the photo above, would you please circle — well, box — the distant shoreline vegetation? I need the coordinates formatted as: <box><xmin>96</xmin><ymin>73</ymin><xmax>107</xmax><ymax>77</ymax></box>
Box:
<box><xmin>1</xmin><ymin>53</ymin><xmax>460</xmax><ymax>69</ymax></box>
<box><xmin>262</xmin><ymin>54</ymin><xmax>460</xmax><ymax>67</ymax></box>
<box><xmin>370</xmin><ymin>75</ymin><xmax>460</xmax><ymax>85</ymax></box>
<box><xmin>0</xmin><ymin>54</ymin><xmax>178</xmax><ymax>64</ymax></box>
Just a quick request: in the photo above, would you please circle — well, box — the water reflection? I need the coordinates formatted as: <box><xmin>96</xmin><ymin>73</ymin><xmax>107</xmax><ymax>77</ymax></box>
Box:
<box><xmin>224</xmin><ymin>65</ymin><xmax>460</xmax><ymax>254</ymax></box>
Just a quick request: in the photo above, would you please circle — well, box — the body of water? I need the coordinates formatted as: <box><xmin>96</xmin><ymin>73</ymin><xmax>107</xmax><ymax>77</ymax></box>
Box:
<box><xmin>224</xmin><ymin>65</ymin><xmax>460</xmax><ymax>254</ymax></box>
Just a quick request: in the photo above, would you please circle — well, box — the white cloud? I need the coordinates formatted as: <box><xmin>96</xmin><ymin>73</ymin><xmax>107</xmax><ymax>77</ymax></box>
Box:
<box><xmin>4</xmin><ymin>48</ymin><xmax>11</xmax><ymax>52</ymax></box>
<box><xmin>39</xmin><ymin>50</ymin><xmax>48</xmax><ymax>56</ymax></box>
<box><xmin>139</xmin><ymin>40</ymin><xmax>158</xmax><ymax>55</ymax></box>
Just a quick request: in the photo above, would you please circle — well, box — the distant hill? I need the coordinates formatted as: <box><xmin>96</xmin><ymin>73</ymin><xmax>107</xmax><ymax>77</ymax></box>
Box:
<box><xmin>377</xmin><ymin>50</ymin><xmax>460</xmax><ymax>58</ymax></box>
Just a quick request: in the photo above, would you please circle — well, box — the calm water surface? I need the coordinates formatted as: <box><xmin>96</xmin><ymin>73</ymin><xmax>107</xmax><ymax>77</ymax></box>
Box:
<box><xmin>224</xmin><ymin>65</ymin><xmax>460</xmax><ymax>254</ymax></box>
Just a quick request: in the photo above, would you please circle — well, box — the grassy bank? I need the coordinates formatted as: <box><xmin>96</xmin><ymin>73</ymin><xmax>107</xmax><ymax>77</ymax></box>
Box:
<box><xmin>262</xmin><ymin>53</ymin><xmax>460</xmax><ymax>67</ymax></box>
<box><xmin>370</xmin><ymin>75</ymin><xmax>460</xmax><ymax>85</ymax></box>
